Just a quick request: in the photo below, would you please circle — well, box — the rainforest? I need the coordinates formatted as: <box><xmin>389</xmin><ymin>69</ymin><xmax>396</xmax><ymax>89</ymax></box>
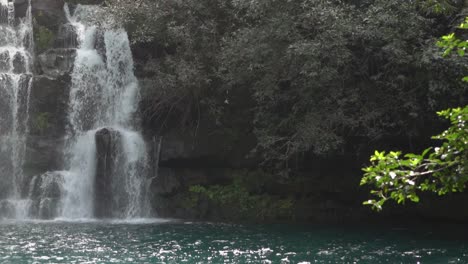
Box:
<box><xmin>0</xmin><ymin>0</ymin><xmax>466</xmax><ymax>262</ymax></box>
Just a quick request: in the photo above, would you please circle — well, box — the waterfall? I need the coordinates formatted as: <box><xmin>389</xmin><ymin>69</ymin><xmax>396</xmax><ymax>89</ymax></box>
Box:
<box><xmin>0</xmin><ymin>1</ymin><xmax>151</xmax><ymax>221</ymax></box>
<box><xmin>0</xmin><ymin>0</ymin><xmax>34</xmax><ymax>219</ymax></box>
<box><xmin>55</xmin><ymin>4</ymin><xmax>149</xmax><ymax>219</ymax></box>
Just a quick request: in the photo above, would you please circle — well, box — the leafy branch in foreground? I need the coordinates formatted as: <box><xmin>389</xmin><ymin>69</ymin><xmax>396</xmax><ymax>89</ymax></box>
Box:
<box><xmin>437</xmin><ymin>17</ymin><xmax>468</xmax><ymax>57</ymax></box>
<box><xmin>361</xmin><ymin>106</ymin><xmax>468</xmax><ymax>211</ymax></box>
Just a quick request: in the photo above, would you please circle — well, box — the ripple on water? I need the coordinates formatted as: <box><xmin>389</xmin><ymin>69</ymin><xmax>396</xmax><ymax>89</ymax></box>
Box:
<box><xmin>0</xmin><ymin>221</ymin><xmax>467</xmax><ymax>263</ymax></box>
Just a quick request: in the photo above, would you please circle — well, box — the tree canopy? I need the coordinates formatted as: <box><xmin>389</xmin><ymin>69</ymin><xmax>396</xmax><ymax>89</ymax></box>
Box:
<box><xmin>103</xmin><ymin>0</ymin><xmax>466</xmax><ymax>176</ymax></box>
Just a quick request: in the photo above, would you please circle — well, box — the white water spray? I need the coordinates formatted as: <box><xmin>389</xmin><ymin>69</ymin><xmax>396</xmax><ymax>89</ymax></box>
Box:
<box><xmin>56</xmin><ymin>4</ymin><xmax>149</xmax><ymax>219</ymax></box>
<box><xmin>0</xmin><ymin>0</ymin><xmax>34</xmax><ymax>219</ymax></box>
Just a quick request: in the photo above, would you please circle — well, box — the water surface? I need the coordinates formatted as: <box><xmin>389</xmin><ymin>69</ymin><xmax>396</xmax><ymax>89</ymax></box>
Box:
<box><xmin>0</xmin><ymin>220</ymin><xmax>467</xmax><ymax>263</ymax></box>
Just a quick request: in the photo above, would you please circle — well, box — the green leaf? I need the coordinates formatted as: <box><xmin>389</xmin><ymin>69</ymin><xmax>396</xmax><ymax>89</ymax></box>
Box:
<box><xmin>409</xmin><ymin>194</ymin><xmax>420</xmax><ymax>203</ymax></box>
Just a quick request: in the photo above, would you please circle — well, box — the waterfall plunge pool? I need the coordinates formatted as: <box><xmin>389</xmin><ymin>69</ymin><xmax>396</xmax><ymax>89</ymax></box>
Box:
<box><xmin>0</xmin><ymin>220</ymin><xmax>467</xmax><ymax>263</ymax></box>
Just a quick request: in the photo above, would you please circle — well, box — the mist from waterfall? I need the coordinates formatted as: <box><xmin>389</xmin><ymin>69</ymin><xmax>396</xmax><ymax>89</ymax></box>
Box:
<box><xmin>0</xmin><ymin>0</ymin><xmax>34</xmax><ymax>219</ymax></box>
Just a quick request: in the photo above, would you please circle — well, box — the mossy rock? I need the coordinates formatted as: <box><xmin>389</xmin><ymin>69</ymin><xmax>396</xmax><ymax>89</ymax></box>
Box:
<box><xmin>32</xmin><ymin>112</ymin><xmax>51</xmax><ymax>135</ymax></box>
<box><xmin>34</xmin><ymin>25</ymin><xmax>55</xmax><ymax>53</ymax></box>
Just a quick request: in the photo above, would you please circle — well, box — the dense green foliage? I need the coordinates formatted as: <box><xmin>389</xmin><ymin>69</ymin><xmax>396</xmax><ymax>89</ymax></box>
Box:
<box><xmin>103</xmin><ymin>0</ymin><xmax>466</xmax><ymax>175</ymax></box>
<box><xmin>361</xmin><ymin>107</ymin><xmax>467</xmax><ymax>210</ymax></box>
<box><xmin>185</xmin><ymin>173</ymin><xmax>294</xmax><ymax>221</ymax></box>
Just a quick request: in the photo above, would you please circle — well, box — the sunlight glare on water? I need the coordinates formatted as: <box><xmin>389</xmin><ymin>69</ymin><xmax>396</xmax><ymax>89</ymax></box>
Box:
<box><xmin>0</xmin><ymin>221</ymin><xmax>467</xmax><ymax>263</ymax></box>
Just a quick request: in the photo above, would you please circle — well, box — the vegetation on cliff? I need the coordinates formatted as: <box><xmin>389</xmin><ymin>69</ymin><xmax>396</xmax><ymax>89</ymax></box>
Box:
<box><xmin>186</xmin><ymin>172</ymin><xmax>294</xmax><ymax>221</ymax></box>
<box><xmin>103</xmin><ymin>0</ymin><xmax>466</xmax><ymax>175</ymax></box>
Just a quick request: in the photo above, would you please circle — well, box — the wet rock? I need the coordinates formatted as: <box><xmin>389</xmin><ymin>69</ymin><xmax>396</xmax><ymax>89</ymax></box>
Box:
<box><xmin>40</xmin><ymin>172</ymin><xmax>64</xmax><ymax>198</ymax></box>
<box><xmin>28</xmin><ymin>75</ymin><xmax>70</xmax><ymax>137</ymax></box>
<box><xmin>28</xmin><ymin>175</ymin><xmax>42</xmax><ymax>200</ymax></box>
<box><xmin>153</xmin><ymin>168</ymin><xmax>181</xmax><ymax>196</ymax></box>
<box><xmin>37</xmin><ymin>198</ymin><xmax>55</xmax><ymax>218</ymax></box>
<box><xmin>24</xmin><ymin>75</ymin><xmax>70</xmax><ymax>177</ymax></box>
<box><xmin>36</xmin><ymin>197</ymin><xmax>61</xmax><ymax>219</ymax></box>
<box><xmin>27</xmin><ymin>171</ymin><xmax>64</xmax><ymax>219</ymax></box>
<box><xmin>24</xmin><ymin>137</ymin><xmax>66</xmax><ymax>176</ymax></box>
<box><xmin>55</xmin><ymin>24</ymin><xmax>79</xmax><ymax>49</ymax></box>
<box><xmin>12</xmin><ymin>52</ymin><xmax>27</xmax><ymax>74</ymax></box>
<box><xmin>0</xmin><ymin>52</ymin><xmax>10</xmax><ymax>72</ymax></box>
<box><xmin>94</xmin><ymin>127</ymin><xmax>121</xmax><ymax>218</ymax></box>
<box><xmin>66</xmin><ymin>0</ymin><xmax>104</xmax><ymax>5</ymax></box>
<box><xmin>31</xmin><ymin>0</ymin><xmax>66</xmax><ymax>32</ymax></box>
<box><xmin>14</xmin><ymin>0</ymin><xmax>29</xmax><ymax>18</ymax></box>
<box><xmin>32</xmin><ymin>0</ymin><xmax>67</xmax><ymax>53</ymax></box>
<box><xmin>0</xmin><ymin>200</ymin><xmax>15</xmax><ymax>218</ymax></box>
<box><xmin>0</xmin><ymin>170</ymin><xmax>13</xmax><ymax>199</ymax></box>
<box><xmin>152</xmin><ymin>128</ymin><xmax>257</xmax><ymax>169</ymax></box>
<box><xmin>0</xmin><ymin>75</ymin><xmax>16</xmax><ymax>136</ymax></box>
<box><xmin>94</xmin><ymin>30</ymin><xmax>107</xmax><ymax>62</ymax></box>
<box><xmin>38</xmin><ymin>49</ymin><xmax>76</xmax><ymax>78</ymax></box>
<box><xmin>28</xmin><ymin>172</ymin><xmax>63</xmax><ymax>198</ymax></box>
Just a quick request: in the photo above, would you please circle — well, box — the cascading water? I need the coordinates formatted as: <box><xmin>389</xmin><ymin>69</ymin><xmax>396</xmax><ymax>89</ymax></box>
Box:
<box><xmin>55</xmin><ymin>4</ymin><xmax>150</xmax><ymax>219</ymax></box>
<box><xmin>0</xmin><ymin>1</ymin><xmax>151</xmax><ymax>221</ymax></box>
<box><xmin>0</xmin><ymin>0</ymin><xmax>34</xmax><ymax>219</ymax></box>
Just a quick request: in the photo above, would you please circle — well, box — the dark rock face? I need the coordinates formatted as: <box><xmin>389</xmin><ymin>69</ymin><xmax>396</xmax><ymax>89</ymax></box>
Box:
<box><xmin>67</xmin><ymin>0</ymin><xmax>104</xmax><ymax>5</ymax></box>
<box><xmin>141</xmin><ymin>113</ymin><xmax>468</xmax><ymax>224</ymax></box>
<box><xmin>0</xmin><ymin>53</ymin><xmax>9</xmax><ymax>72</ymax></box>
<box><xmin>14</xmin><ymin>0</ymin><xmax>29</xmax><ymax>18</ymax></box>
<box><xmin>156</xmin><ymin>132</ymin><xmax>256</xmax><ymax>169</ymax></box>
<box><xmin>38</xmin><ymin>49</ymin><xmax>76</xmax><ymax>78</ymax></box>
<box><xmin>32</xmin><ymin>0</ymin><xmax>64</xmax><ymax>11</ymax></box>
<box><xmin>22</xmin><ymin>0</ymin><xmax>73</xmax><ymax>180</ymax></box>
<box><xmin>152</xmin><ymin>168</ymin><xmax>181</xmax><ymax>196</ymax></box>
<box><xmin>94</xmin><ymin>30</ymin><xmax>107</xmax><ymax>62</ymax></box>
<box><xmin>28</xmin><ymin>171</ymin><xmax>64</xmax><ymax>219</ymax></box>
<box><xmin>31</xmin><ymin>0</ymin><xmax>66</xmax><ymax>32</ymax></box>
<box><xmin>32</xmin><ymin>0</ymin><xmax>67</xmax><ymax>54</ymax></box>
<box><xmin>0</xmin><ymin>74</ymin><xmax>31</xmax><ymax>136</ymax></box>
<box><xmin>55</xmin><ymin>24</ymin><xmax>79</xmax><ymax>49</ymax></box>
<box><xmin>28</xmin><ymin>76</ymin><xmax>70</xmax><ymax>136</ymax></box>
<box><xmin>94</xmin><ymin>128</ymin><xmax>121</xmax><ymax>218</ymax></box>
<box><xmin>24</xmin><ymin>136</ymin><xmax>66</xmax><ymax>176</ymax></box>
<box><xmin>0</xmin><ymin>201</ymin><xmax>15</xmax><ymax>219</ymax></box>
<box><xmin>12</xmin><ymin>52</ymin><xmax>27</xmax><ymax>74</ymax></box>
<box><xmin>24</xmin><ymin>76</ymin><xmax>70</xmax><ymax>177</ymax></box>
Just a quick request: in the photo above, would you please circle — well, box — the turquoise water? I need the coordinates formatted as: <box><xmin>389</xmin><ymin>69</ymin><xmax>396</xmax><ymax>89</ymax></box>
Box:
<box><xmin>0</xmin><ymin>220</ymin><xmax>467</xmax><ymax>263</ymax></box>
